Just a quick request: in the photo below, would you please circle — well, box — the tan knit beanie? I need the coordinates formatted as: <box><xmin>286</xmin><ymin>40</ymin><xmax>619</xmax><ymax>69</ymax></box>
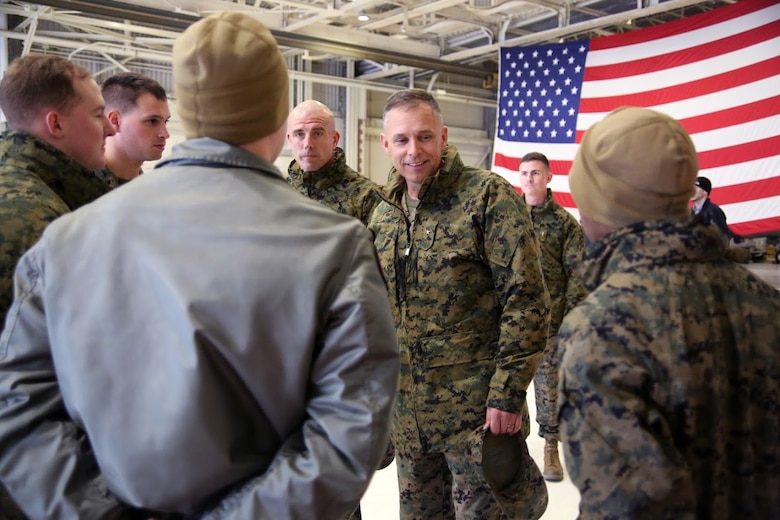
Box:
<box><xmin>569</xmin><ymin>106</ymin><xmax>698</xmax><ymax>228</ymax></box>
<box><xmin>173</xmin><ymin>12</ymin><xmax>289</xmax><ymax>145</ymax></box>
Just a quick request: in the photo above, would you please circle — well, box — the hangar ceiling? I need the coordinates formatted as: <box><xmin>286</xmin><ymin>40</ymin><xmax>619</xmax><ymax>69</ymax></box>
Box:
<box><xmin>0</xmin><ymin>0</ymin><xmax>735</xmax><ymax>101</ymax></box>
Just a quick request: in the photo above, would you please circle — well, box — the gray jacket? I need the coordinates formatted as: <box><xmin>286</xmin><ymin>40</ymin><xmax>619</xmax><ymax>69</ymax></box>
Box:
<box><xmin>0</xmin><ymin>138</ymin><xmax>399</xmax><ymax>519</ymax></box>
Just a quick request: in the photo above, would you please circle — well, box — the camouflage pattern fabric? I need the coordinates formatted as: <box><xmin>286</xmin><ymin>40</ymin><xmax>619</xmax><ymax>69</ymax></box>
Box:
<box><xmin>0</xmin><ymin>130</ymin><xmax>110</xmax><ymax>326</ymax></box>
<box><xmin>395</xmin><ymin>448</ymin><xmax>503</xmax><ymax>519</ymax></box>
<box><xmin>521</xmin><ymin>189</ymin><xmax>586</xmax><ymax>441</ymax></box>
<box><xmin>0</xmin><ymin>130</ymin><xmax>110</xmax><ymax>520</ymax></box>
<box><xmin>94</xmin><ymin>167</ymin><xmax>130</xmax><ymax>189</ymax></box>
<box><xmin>558</xmin><ymin>218</ymin><xmax>780</xmax><ymax>519</ymax></box>
<box><xmin>287</xmin><ymin>147</ymin><xmax>382</xmax><ymax>226</ymax></box>
<box><xmin>369</xmin><ymin>145</ymin><xmax>549</xmax><ymax>517</ymax></box>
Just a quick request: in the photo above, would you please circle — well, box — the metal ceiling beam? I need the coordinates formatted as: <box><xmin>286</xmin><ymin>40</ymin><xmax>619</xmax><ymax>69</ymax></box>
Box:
<box><xmin>27</xmin><ymin>0</ymin><xmax>494</xmax><ymax>77</ymax></box>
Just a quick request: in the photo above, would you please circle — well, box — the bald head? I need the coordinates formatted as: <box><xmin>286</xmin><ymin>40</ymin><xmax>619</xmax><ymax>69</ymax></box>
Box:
<box><xmin>287</xmin><ymin>100</ymin><xmax>340</xmax><ymax>172</ymax></box>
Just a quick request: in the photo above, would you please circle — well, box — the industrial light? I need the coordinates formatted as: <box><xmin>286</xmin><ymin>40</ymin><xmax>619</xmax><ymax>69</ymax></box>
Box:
<box><xmin>357</xmin><ymin>12</ymin><xmax>370</xmax><ymax>22</ymax></box>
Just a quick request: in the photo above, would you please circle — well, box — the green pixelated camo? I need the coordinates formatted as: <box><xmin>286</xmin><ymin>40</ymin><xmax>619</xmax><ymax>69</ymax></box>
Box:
<box><xmin>94</xmin><ymin>167</ymin><xmax>129</xmax><ymax>189</ymax></box>
<box><xmin>0</xmin><ymin>129</ymin><xmax>110</xmax><ymax>325</ymax></box>
<box><xmin>522</xmin><ymin>188</ymin><xmax>587</xmax><ymax>439</ymax></box>
<box><xmin>558</xmin><ymin>218</ymin><xmax>780</xmax><ymax>519</ymax></box>
<box><xmin>287</xmin><ymin>147</ymin><xmax>382</xmax><ymax>226</ymax></box>
<box><xmin>369</xmin><ymin>144</ymin><xmax>550</xmax><ymax>454</ymax></box>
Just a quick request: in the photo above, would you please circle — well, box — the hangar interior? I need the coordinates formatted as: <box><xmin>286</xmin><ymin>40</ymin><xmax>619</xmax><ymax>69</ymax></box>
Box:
<box><xmin>0</xmin><ymin>0</ymin><xmax>733</xmax><ymax>180</ymax></box>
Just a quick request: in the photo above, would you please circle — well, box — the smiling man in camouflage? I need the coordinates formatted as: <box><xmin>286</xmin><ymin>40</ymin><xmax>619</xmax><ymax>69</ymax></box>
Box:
<box><xmin>369</xmin><ymin>88</ymin><xmax>550</xmax><ymax>519</ymax></box>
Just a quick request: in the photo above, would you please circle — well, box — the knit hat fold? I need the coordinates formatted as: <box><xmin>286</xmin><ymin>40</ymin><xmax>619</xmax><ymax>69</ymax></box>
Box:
<box><xmin>173</xmin><ymin>12</ymin><xmax>289</xmax><ymax>145</ymax></box>
<box><xmin>695</xmin><ymin>176</ymin><xmax>712</xmax><ymax>194</ymax></box>
<box><xmin>569</xmin><ymin>106</ymin><xmax>698</xmax><ymax>228</ymax></box>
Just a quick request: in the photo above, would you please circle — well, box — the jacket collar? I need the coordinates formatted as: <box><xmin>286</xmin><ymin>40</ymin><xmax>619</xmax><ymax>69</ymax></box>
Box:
<box><xmin>576</xmin><ymin>218</ymin><xmax>727</xmax><ymax>292</ymax></box>
<box><xmin>286</xmin><ymin>147</ymin><xmax>348</xmax><ymax>191</ymax></box>
<box><xmin>0</xmin><ymin>129</ymin><xmax>109</xmax><ymax>209</ymax></box>
<box><xmin>156</xmin><ymin>137</ymin><xmax>283</xmax><ymax>178</ymax></box>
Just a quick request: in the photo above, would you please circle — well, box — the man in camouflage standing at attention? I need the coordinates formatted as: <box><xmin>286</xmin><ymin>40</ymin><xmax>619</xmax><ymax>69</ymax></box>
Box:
<box><xmin>518</xmin><ymin>152</ymin><xmax>586</xmax><ymax>482</ymax></box>
<box><xmin>559</xmin><ymin>106</ymin><xmax>780</xmax><ymax>518</ymax></box>
<box><xmin>369</xmin><ymin>88</ymin><xmax>550</xmax><ymax>519</ymax></box>
<box><xmin>287</xmin><ymin>99</ymin><xmax>382</xmax><ymax>226</ymax></box>
<box><xmin>0</xmin><ymin>54</ymin><xmax>115</xmax><ymax>520</ymax></box>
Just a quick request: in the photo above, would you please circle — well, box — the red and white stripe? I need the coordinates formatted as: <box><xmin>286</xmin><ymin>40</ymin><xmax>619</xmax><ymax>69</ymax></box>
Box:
<box><xmin>493</xmin><ymin>0</ymin><xmax>780</xmax><ymax>235</ymax></box>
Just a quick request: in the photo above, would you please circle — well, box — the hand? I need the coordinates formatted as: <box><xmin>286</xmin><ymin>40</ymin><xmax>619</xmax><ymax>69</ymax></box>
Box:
<box><xmin>483</xmin><ymin>406</ymin><xmax>523</xmax><ymax>436</ymax></box>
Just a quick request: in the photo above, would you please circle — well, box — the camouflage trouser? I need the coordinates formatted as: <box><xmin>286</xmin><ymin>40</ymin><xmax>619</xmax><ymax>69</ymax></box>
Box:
<box><xmin>0</xmin><ymin>484</ymin><xmax>27</xmax><ymax>520</ymax></box>
<box><xmin>395</xmin><ymin>449</ymin><xmax>506</xmax><ymax>520</ymax></box>
<box><xmin>533</xmin><ymin>334</ymin><xmax>560</xmax><ymax>441</ymax></box>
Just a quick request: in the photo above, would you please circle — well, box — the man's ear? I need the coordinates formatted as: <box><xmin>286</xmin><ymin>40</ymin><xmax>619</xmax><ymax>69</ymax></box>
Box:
<box><xmin>107</xmin><ymin>110</ymin><xmax>121</xmax><ymax>129</ymax></box>
<box><xmin>44</xmin><ymin>111</ymin><xmax>64</xmax><ymax>138</ymax></box>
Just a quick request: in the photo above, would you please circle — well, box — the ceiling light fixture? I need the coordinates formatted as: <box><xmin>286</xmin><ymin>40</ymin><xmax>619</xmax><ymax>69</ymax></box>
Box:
<box><xmin>357</xmin><ymin>12</ymin><xmax>370</xmax><ymax>22</ymax></box>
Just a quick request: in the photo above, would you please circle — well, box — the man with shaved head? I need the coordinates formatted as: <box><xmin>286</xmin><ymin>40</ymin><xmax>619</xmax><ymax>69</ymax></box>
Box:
<box><xmin>286</xmin><ymin>99</ymin><xmax>381</xmax><ymax>226</ymax></box>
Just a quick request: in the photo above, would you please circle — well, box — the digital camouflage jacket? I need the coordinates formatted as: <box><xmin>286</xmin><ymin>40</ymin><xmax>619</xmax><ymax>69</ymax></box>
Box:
<box><xmin>369</xmin><ymin>144</ymin><xmax>550</xmax><ymax>453</ymax></box>
<box><xmin>94</xmin><ymin>167</ymin><xmax>130</xmax><ymax>189</ymax></box>
<box><xmin>287</xmin><ymin>147</ymin><xmax>382</xmax><ymax>226</ymax></box>
<box><xmin>522</xmin><ymin>188</ymin><xmax>587</xmax><ymax>334</ymax></box>
<box><xmin>0</xmin><ymin>129</ymin><xmax>110</xmax><ymax>325</ymax></box>
<box><xmin>558</xmin><ymin>218</ymin><xmax>780</xmax><ymax>519</ymax></box>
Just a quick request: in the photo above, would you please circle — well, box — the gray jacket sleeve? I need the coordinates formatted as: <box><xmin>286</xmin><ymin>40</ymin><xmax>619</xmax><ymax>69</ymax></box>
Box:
<box><xmin>0</xmin><ymin>246</ymin><xmax>136</xmax><ymax>520</ymax></box>
<box><xmin>200</xmin><ymin>237</ymin><xmax>399</xmax><ymax>519</ymax></box>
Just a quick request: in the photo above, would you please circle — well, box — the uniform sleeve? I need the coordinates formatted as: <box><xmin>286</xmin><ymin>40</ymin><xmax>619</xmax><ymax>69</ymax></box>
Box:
<box><xmin>200</xmin><ymin>232</ymin><xmax>400</xmax><ymax>519</ymax></box>
<box><xmin>484</xmin><ymin>182</ymin><xmax>550</xmax><ymax>412</ymax></box>
<box><xmin>0</xmin><ymin>243</ymin><xmax>137</xmax><ymax>520</ymax></box>
<box><xmin>561</xmin><ymin>216</ymin><xmax>588</xmax><ymax>316</ymax></box>
<box><xmin>557</xmin><ymin>299</ymin><xmax>696</xmax><ymax>520</ymax></box>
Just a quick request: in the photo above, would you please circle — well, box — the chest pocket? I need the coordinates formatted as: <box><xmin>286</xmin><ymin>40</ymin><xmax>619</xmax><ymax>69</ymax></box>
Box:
<box><xmin>416</xmin><ymin>220</ymin><xmax>437</xmax><ymax>250</ymax></box>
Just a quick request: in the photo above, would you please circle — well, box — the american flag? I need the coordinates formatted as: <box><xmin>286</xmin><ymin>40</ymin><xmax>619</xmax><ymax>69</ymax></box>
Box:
<box><xmin>492</xmin><ymin>0</ymin><xmax>780</xmax><ymax>236</ymax></box>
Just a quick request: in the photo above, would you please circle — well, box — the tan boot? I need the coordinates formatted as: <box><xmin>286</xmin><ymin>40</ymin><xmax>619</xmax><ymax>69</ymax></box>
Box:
<box><xmin>543</xmin><ymin>439</ymin><xmax>564</xmax><ymax>482</ymax></box>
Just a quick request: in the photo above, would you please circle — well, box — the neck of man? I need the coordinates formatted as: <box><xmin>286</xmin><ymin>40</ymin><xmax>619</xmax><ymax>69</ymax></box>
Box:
<box><xmin>406</xmin><ymin>183</ymin><xmax>423</xmax><ymax>201</ymax></box>
<box><xmin>104</xmin><ymin>146</ymin><xmax>143</xmax><ymax>181</ymax></box>
<box><xmin>524</xmin><ymin>192</ymin><xmax>547</xmax><ymax>206</ymax></box>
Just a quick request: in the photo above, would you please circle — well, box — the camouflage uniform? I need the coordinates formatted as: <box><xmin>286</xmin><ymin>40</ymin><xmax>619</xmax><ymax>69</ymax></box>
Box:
<box><xmin>521</xmin><ymin>188</ymin><xmax>586</xmax><ymax>441</ymax></box>
<box><xmin>369</xmin><ymin>145</ymin><xmax>550</xmax><ymax>518</ymax></box>
<box><xmin>288</xmin><ymin>146</ymin><xmax>385</xmax><ymax>520</ymax></box>
<box><xmin>558</xmin><ymin>218</ymin><xmax>780</xmax><ymax>519</ymax></box>
<box><xmin>94</xmin><ymin>167</ymin><xmax>130</xmax><ymax>189</ymax></box>
<box><xmin>0</xmin><ymin>129</ymin><xmax>110</xmax><ymax>520</ymax></box>
<box><xmin>287</xmin><ymin>147</ymin><xmax>382</xmax><ymax>226</ymax></box>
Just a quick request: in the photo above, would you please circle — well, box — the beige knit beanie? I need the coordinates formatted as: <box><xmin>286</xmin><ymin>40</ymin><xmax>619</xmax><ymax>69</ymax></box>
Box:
<box><xmin>173</xmin><ymin>12</ymin><xmax>289</xmax><ymax>145</ymax></box>
<box><xmin>569</xmin><ymin>106</ymin><xmax>698</xmax><ymax>228</ymax></box>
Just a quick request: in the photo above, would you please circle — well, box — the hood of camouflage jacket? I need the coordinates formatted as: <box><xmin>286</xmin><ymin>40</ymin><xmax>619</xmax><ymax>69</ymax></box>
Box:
<box><xmin>575</xmin><ymin>218</ymin><xmax>729</xmax><ymax>293</ymax></box>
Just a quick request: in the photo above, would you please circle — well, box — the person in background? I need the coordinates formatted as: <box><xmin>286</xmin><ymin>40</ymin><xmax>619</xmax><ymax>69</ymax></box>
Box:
<box><xmin>690</xmin><ymin>176</ymin><xmax>744</xmax><ymax>244</ymax></box>
<box><xmin>0</xmin><ymin>12</ymin><xmax>399</xmax><ymax>519</ymax></box>
<box><xmin>369</xmin><ymin>88</ymin><xmax>550</xmax><ymax>519</ymax></box>
<box><xmin>517</xmin><ymin>151</ymin><xmax>586</xmax><ymax>483</ymax></box>
<box><xmin>287</xmin><ymin>99</ymin><xmax>382</xmax><ymax>227</ymax></box>
<box><xmin>287</xmin><ymin>99</ymin><xmax>391</xmax><ymax>520</ymax></box>
<box><xmin>559</xmin><ymin>106</ymin><xmax>780</xmax><ymax>519</ymax></box>
<box><xmin>96</xmin><ymin>71</ymin><xmax>171</xmax><ymax>188</ymax></box>
<box><xmin>0</xmin><ymin>53</ymin><xmax>115</xmax><ymax>519</ymax></box>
